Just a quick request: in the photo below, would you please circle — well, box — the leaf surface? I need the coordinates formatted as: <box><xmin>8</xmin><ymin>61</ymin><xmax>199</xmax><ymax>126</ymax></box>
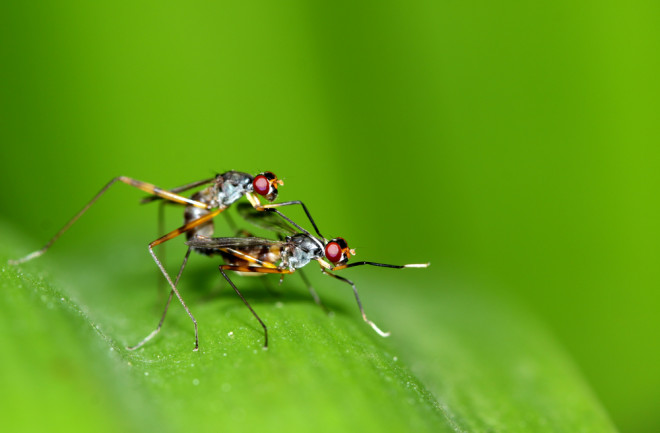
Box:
<box><xmin>0</xmin><ymin>224</ymin><xmax>616</xmax><ymax>433</ymax></box>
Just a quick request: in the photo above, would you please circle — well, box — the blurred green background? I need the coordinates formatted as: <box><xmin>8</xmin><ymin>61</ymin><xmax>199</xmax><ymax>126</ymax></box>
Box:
<box><xmin>1</xmin><ymin>1</ymin><xmax>658</xmax><ymax>432</ymax></box>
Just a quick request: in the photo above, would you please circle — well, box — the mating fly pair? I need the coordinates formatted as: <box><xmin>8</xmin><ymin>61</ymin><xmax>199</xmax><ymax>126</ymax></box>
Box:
<box><xmin>179</xmin><ymin>203</ymin><xmax>428</xmax><ymax>349</ymax></box>
<box><xmin>9</xmin><ymin>171</ymin><xmax>428</xmax><ymax>351</ymax></box>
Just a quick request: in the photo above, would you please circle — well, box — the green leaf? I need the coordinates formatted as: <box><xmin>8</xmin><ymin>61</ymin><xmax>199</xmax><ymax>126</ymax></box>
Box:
<box><xmin>0</xmin><ymin>222</ymin><xmax>616</xmax><ymax>433</ymax></box>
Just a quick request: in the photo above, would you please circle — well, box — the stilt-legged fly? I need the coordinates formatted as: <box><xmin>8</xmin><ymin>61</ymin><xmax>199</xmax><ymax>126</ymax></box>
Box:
<box><xmin>130</xmin><ymin>203</ymin><xmax>429</xmax><ymax>350</ymax></box>
<box><xmin>9</xmin><ymin>171</ymin><xmax>323</xmax><ymax>350</ymax></box>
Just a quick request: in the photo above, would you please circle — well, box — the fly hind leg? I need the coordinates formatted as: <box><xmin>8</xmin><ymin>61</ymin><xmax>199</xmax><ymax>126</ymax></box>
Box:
<box><xmin>145</xmin><ymin>208</ymin><xmax>223</xmax><ymax>351</ymax></box>
<box><xmin>218</xmin><ymin>264</ymin><xmax>294</xmax><ymax>348</ymax></box>
<box><xmin>9</xmin><ymin>176</ymin><xmax>209</xmax><ymax>265</ymax></box>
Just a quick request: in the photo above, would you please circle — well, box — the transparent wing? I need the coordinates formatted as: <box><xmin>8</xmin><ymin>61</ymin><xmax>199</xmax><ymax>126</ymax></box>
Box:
<box><xmin>186</xmin><ymin>236</ymin><xmax>284</xmax><ymax>249</ymax></box>
<box><xmin>236</xmin><ymin>202</ymin><xmax>298</xmax><ymax>236</ymax></box>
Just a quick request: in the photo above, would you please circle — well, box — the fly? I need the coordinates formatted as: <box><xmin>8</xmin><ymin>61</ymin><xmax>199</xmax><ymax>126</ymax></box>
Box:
<box><xmin>131</xmin><ymin>203</ymin><xmax>429</xmax><ymax>349</ymax></box>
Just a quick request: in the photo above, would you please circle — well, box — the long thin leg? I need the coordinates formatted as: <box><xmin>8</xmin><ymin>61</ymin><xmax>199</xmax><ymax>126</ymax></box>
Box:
<box><xmin>258</xmin><ymin>201</ymin><xmax>325</xmax><ymax>240</ymax></box>
<box><xmin>118</xmin><ymin>176</ymin><xmax>210</xmax><ymax>208</ymax></box>
<box><xmin>219</xmin><ymin>267</ymin><xmax>270</xmax><ymax>348</ymax></box>
<box><xmin>245</xmin><ymin>193</ymin><xmax>325</xmax><ymax>240</ymax></box>
<box><xmin>140</xmin><ymin>177</ymin><xmax>215</xmax><ymax>204</ymax></box>
<box><xmin>150</xmin><ymin>208</ymin><xmax>223</xmax><ymax>248</ymax></box>
<box><xmin>147</xmin><ymin>208</ymin><xmax>224</xmax><ymax>351</ymax></box>
<box><xmin>9</xmin><ymin>176</ymin><xmax>210</xmax><ymax>265</ymax></box>
<box><xmin>321</xmin><ymin>269</ymin><xmax>390</xmax><ymax>338</ymax></box>
<box><xmin>127</xmin><ymin>247</ymin><xmax>192</xmax><ymax>350</ymax></box>
<box><xmin>330</xmin><ymin>261</ymin><xmax>430</xmax><ymax>271</ymax></box>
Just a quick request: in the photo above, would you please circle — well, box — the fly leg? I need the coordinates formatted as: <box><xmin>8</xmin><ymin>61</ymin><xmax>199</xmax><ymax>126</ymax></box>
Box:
<box><xmin>10</xmin><ymin>176</ymin><xmax>208</xmax><ymax>265</ymax></box>
<box><xmin>321</xmin><ymin>269</ymin><xmax>390</xmax><ymax>337</ymax></box>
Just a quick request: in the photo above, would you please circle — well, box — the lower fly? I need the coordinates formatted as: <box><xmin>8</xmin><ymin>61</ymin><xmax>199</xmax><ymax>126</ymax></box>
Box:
<box><xmin>129</xmin><ymin>221</ymin><xmax>429</xmax><ymax>350</ymax></box>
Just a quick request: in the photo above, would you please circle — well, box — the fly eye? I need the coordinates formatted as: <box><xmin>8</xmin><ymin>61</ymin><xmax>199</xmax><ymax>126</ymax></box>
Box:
<box><xmin>253</xmin><ymin>175</ymin><xmax>270</xmax><ymax>196</ymax></box>
<box><xmin>325</xmin><ymin>241</ymin><xmax>343</xmax><ymax>263</ymax></box>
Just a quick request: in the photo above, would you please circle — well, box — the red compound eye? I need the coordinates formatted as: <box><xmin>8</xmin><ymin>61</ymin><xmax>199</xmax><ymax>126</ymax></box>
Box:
<box><xmin>325</xmin><ymin>241</ymin><xmax>343</xmax><ymax>263</ymax></box>
<box><xmin>253</xmin><ymin>175</ymin><xmax>270</xmax><ymax>196</ymax></box>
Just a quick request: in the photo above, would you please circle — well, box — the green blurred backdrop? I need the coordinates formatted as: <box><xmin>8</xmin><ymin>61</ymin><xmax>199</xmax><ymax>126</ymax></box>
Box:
<box><xmin>1</xmin><ymin>1</ymin><xmax>658</xmax><ymax>432</ymax></box>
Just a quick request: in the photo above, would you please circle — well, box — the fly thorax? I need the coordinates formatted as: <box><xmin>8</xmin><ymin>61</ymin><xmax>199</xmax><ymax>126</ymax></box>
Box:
<box><xmin>216</xmin><ymin>172</ymin><xmax>253</xmax><ymax>206</ymax></box>
<box><xmin>285</xmin><ymin>234</ymin><xmax>324</xmax><ymax>270</ymax></box>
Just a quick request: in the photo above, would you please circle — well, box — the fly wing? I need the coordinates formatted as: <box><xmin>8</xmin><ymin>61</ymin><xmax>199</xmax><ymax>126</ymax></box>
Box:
<box><xmin>185</xmin><ymin>236</ymin><xmax>284</xmax><ymax>249</ymax></box>
<box><xmin>236</xmin><ymin>202</ymin><xmax>298</xmax><ymax>236</ymax></box>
